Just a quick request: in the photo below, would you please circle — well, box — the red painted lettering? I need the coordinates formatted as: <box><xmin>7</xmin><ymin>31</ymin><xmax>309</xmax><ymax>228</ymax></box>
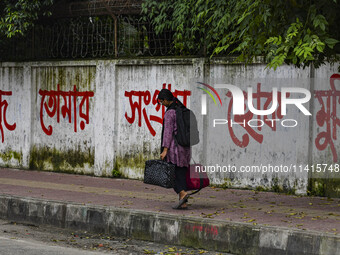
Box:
<box><xmin>314</xmin><ymin>73</ymin><xmax>340</xmax><ymax>162</ymax></box>
<box><xmin>39</xmin><ymin>85</ymin><xmax>94</xmax><ymax>135</ymax></box>
<box><xmin>124</xmin><ymin>83</ymin><xmax>191</xmax><ymax>136</ymax></box>
<box><xmin>0</xmin><ymin>90</ymin><xmax>16</xmax><ymax>142</ymax></box>
<box><xmin>226</xmin><ymin>83</ymin><xmax>287</xmax><ymax>147</ymax></box>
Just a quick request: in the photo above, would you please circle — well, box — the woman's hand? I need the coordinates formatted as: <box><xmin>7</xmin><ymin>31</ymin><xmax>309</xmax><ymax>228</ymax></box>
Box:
<box><xmin>160</xmin><ymin>148</ymin><xmax>168</xmax><ymax>160</ymax></box>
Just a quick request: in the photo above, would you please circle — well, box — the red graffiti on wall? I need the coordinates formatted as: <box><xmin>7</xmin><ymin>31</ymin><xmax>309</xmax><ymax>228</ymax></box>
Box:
<box><xmin>226</xmin><ymin>83</ymin><xmax>288</xmax><ymax>148</ymax></box>
<box><xmin>0</xmin><ymin>90</ymin><xmax>16</xmax><ymax>142</ymax></box>
<box><xmin>314</xmin><ymin>73</ymin><xmax>340</xmax><ymax>162</ymax></box>
<box><xmin>185</xmin><ymin>224</ymin><xmax>218</xmax><ymax>236</ymax></box>
<box><xmin>124</xmin><ymin>83</ymin><xmax>191</xmax><ymax>136</ymax></box>
<box><xmin>39</xmin><ymin>85</ymin><xmax>94</xmax><ymax>135</ymax></box>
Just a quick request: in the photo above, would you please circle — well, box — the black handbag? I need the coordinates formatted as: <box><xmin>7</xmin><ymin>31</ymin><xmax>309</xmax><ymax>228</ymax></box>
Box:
<box><xmin>144</xmin><ymin>160</ymin><xmax>175</xmax><ymax>188</ymax></box>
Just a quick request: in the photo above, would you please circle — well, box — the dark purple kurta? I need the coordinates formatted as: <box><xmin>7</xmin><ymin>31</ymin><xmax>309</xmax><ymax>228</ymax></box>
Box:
<box><xmin>162</xmin><ymin>109</ymin><xmax>191</xmax><ymax>167</ymax></box>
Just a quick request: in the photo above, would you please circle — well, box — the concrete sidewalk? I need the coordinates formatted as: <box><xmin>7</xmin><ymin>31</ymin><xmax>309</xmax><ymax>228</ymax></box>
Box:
<box><xmin>0</xmin><ymin>168</ymin><xmax>339</xmax><ymax>254</ymax></box>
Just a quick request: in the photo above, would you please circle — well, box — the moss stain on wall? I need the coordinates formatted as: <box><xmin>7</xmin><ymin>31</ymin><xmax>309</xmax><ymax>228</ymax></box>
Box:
<box><xmin>218</xmin><ymin>176</ymin><xmax>298</xmax><ymax>195</ymax></box>
<box><xmin>29</xmin><ymin>146</ymin><xmax>94</xmax><ymax>174</ymax></box>
<box><xmin>113</xmin><ymin>151</ymin><xmax>159</xmax><ymax>179</ymax></box>
<box><xmin>307</xmin><ymin>157</ymin><xmax>340</xmax><ymax>197</ymax></box>
<box><xmin>308</xmin><ymin>178</ymin><xmax>340</xmax><ymax>197</ymax></box>
<box><xmin>0</xmin><ymin>149</ymin><xmax>23</xmax><ymax>167</ymax></box>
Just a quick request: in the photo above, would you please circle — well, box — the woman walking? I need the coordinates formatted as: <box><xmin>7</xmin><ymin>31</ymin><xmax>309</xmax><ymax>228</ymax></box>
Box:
<box><xmin>157</xmin><ymin>89</ymin><xmax>191</xmax><ymax>209</ymax></box>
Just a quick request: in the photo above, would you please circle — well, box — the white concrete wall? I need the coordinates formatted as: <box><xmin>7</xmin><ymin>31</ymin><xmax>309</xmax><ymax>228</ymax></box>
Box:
<box><xmin>0</xmin><ymin>59</ymin><xmax>338</xmax><ymax>195</ymax></box>
<box><xmin>199</xmin><ymin>64</ymin><xmax>311</xmax><ymax>194</ymax></box>
<box><xmin>0</xmin><ymin>66</ymin><xmax>27</xmax><ymax>167</ymax></box>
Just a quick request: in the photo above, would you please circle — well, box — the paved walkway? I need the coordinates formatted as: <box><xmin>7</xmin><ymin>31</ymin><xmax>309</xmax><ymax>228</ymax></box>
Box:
<box><xmin>0</xmin><ymin>168</ymin><xmax>339</xmax><ymax>254</ymax></box>
<box><xmin>0</xmin><ymin>168</ymin><xmax>339</xmax><ymax>233</ymax></box>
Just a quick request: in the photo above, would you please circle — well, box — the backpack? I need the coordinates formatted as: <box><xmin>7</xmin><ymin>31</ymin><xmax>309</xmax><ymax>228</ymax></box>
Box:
<box><xmin>174</xmin><ymin>104</ymin><xmax>200</xmax><ymax>147</ymax></box>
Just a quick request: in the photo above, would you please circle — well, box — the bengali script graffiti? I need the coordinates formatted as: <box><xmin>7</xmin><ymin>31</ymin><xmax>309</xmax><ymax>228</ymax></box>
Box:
<box><xmin>226</xmin><ymin>83</ymin><xmax>288</xmax><ymax>148</ymax></box>
<box><xmin>124</xmin><ymin>83</ymin><xmax>191</xmax><ymax>136</ymax></box>
<box><xmin>0</xmin><ymin>90</ymin><xmax>16</xmax><ymax>142</ymax></box>
<box><xmin>314</xmin><ymin>73</ymin><xmax>340</xmax><ymax>162</ymax></box>
<box><xmin>39</xmin><ymin>85</ymin><xmax>94</xmax><ymax>135</ymax></box>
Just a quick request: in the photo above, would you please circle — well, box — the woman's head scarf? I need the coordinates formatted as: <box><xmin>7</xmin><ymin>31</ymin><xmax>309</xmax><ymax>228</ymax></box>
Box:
<box><xmin>157</xmin><ymin>89</ymin><xmax>174</xmax><ymax>101</ymax></box>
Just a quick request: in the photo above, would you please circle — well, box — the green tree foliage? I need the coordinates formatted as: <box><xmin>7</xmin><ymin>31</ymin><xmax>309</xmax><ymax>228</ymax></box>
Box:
<box><xmin>142</xmin><ymin>0</ymin><xmax>340</xmax><ymax>69</ymax></box>
<box><xmin>0</xmin><ymin>0</ymin><xmax>54</xmax><ymax>38</ymax></box>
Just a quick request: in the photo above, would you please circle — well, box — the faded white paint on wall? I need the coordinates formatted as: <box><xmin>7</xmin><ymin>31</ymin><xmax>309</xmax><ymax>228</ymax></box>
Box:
<box><xmin>311</xmin><ymin>64</ymin><xmax>340</xmax><ymax>194</ymax></box>
<box><xmin>194</xmin><ymin>65</ymin><xmax>312</xmax><ymax>194</ymax></box>
<box><xmin>0</xmin><ymin>66</ymin><xmax>28</xmax><ymax>168</ymax></box>
<box><xmin>0</xmin><ymin>59</ymin><xmax>338</xmax><ymax>195</ymax></box>
<box><xmin>30</xmin><ymin>65</ymin><xmax>96</xmax><ymax>174</ymax></box>
<box><xmin>115</xmin><ymin>63</ymin><xmax>194</xmax><ymax>178</ymax></box>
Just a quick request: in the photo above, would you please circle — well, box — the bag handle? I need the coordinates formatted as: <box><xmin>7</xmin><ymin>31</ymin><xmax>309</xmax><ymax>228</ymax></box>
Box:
<box><xmin>187</xmin><ymin>157</ymin><xmax>205</xmax><ymax>196</ymax></box>
<box><xmin>191</xmin><ymin>157</ymin><xmax>197</xmax><ymax>165</ymax></box>
<box><xmin>188</xmin><ymin>188</ymin><xmax>202</xmax><ymax>196</ymax></box>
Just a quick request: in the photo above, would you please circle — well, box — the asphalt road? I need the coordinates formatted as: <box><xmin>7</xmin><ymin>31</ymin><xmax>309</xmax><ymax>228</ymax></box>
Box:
<box><xmin>0</xmin><ymin>219</ymin><xmax>231</xmax><ymax>255</ymax></box>
<box><xmin>0</xmin><ymin>236</ymin><xmax>105</xmax><ymax>255</ymax></box>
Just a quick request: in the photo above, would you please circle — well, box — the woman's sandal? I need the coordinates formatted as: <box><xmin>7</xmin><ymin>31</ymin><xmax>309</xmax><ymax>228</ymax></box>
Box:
<box><xmin>172</xmin><ymin>194</ymin><xmax>190</xmax><ymax>209</ymax></box>
<box><xmin>176</xmin><ymin>206</ymin><xmax>188</xmax><ymax>210</ymax></box>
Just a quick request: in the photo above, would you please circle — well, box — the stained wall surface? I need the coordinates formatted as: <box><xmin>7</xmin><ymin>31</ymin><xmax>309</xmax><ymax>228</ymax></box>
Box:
<box><xmin>0</xmin><ymin>59</ymin><xmax>338</xmax><ymax>196</ymax></box>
